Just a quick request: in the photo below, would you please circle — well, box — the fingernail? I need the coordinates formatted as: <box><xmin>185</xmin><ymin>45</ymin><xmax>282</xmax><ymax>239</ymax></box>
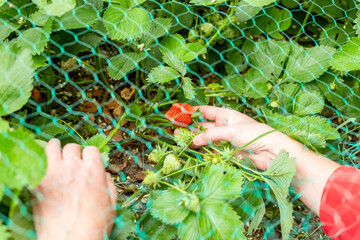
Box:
<box><xmin>193</xmin><ymin>135</ymin><xmax>201</xmax><ymax>145</ymax></box>
<box><xmin>51</xmin><ymin>138</ymin><xmax>61</xmax><ymax>147</ymax></box>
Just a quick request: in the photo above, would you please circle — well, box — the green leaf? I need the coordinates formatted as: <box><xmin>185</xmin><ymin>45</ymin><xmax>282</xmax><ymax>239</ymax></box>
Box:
<box><xmin>103</xmin><ymin>5</ymin><xmax>150</xmax><ymax>41</ymax></box>
<box><xmin>139</xmin><ymin>214</ymin><xmax>177</xmax><ymax>240</ymax></box>
<box><xmin>150</xmin><ymin>189</ymin><xmax>190</xmax><ymax>224</ymax></box>
<box><xmin>247</xmin><ymin>39</ymin><xmax>291</xmax><ymax>81</ymax></box>
<box><xmin>225</xmin><ymin>50</ymin><xmax>247</xmax><ymax>75</ymax></box>
<box><xmin>147</xmin><ymin>66</ymin><xmax>181</xmax><ymax>83</ymax></box>
<box><xmin>293</xmin><ymin>90</ymin><xmax>324</xmax><ymax>116</ymax></box>
<box><xmin>110</xmin><ymin>0</ymin><xmax>146</xmax><ymax>8</ymax></box>
<box><xmin>160</xmin><ymin>2</ymin><xmax>193</xmax><ymax>33</ymax></box>
<box><xmin>222</xmin><ymin>73</ymin><xmax>268</xmax><ymax>99</ymax></box>
<box><xmin>110</xmin><ymin>208</ymin><xmax>135</xmax><ymax>240</ymax></box>
<box><xmin>179</xmin><ymin>204</ymin><xmax>245</xmax><ymax>240</ymax></box>
<box><xmin>8</xmin><ymin>203</ymin><xmax>36</xmax><ymax>240</ymax></box>
<box><xmin>0</xmin><ymin>46</ymin><xmax>34</xmax><ymax>116</ymax></box>
<box><xmin>0</xmin><ymin>128</ymin><xmax>47</xmax><ymax>189</ymax></box>
<box><xmin>160</xmin><ymin>34</ymin><xmax>206</xmax><ymax>62</ymax></box>
<box><xmin>330</xmin><ymin>37</ymin><xmax>360</xmax><ymax>72</ymax></box>
<box><xmin>0</xmin><ymin>20</ymin><xmax>20</xmax><ymax>41</ymax></box>
<box><xmin>235</xmin><ymin>1</ymin><xmax>262</xmax><ymax>22</ymax></box>
<box><xmin>319</xmin><ymin>23</ymin><xmax>355</xmax><ymax>48</ymax></box>
<box><xmin>0</xmin><ymin>222</ymin><xmax>10</xmax><ymax>240</ymax></box>
<box><xmin>262</xmin><ymin>151</ymin><xmax>296</xmax><ymax>240</ymax></box>
<box><xmin>317</xmin><ymin>73</ymin><xmax>360</xmax><ymax>120</ymax></box>
<box><xmin>108</xmin><ymin>52</ymin><xmax>146</xmax><ymax>80</ymax></box>
<box><xmin>264</xmin><ymin>110</ymin><xmax>340</xmax><ymax>149</ymax></box>
<box><xmin>0</xmin><ymin>118</ymin><xmax>9</xmax><ymax>132</ymax></box>
<box><xmin>197</xmin><ymin>165</ymin><xmax>243</xmax><ymax>202</ymax></box>
<box><xmin>189</xmin><ymin>0</ymin><xmax>226</xmax><ymax>5</ymax></box>
<box><xmin>247</xmin><ymin>196</ymin><xmax>265</xmax><ymax>234</ymax></box>
<box><xmin>231</xmin><ymin>181</ymin><xmax>264</xmax><ymax>224</ymax></box>
<box><xmin>32</xmin><ymin>55</ymin><xmax>48</xmax><ymax>69</ymax></box>
<box><xmin>86</xmin><ymin>133</ymin><xmax>110</xmax><ymax>167</ymax></box>
<box><xmin>283</xmin><ymin>45</ymin><xmax>335</xmax><ymax>83</ymax></box>
<box><xmin>162</xmin><ymin>52</ymin><xmax>186</xmax><ymax>76</ymax></box>
<box><xmin>244</xmin><ymin>0</ymin><xmax>276</xmax><ymax>7</ymax></box>
<box><xmin>35</xmin><ymin>0</ymin><xmax>76</xmax><ymax>17</ymax></box>
<box><xmin>33</xmin><ymin>116</ymin><xmax>66</xmax><ymax>138</ymax></box>
<box><xmin>17</xmin><ymin>25</ymin><xmax>51</xmax><ymax>55</ymax></box>
<box><xmin>183</xmin><ymin>77</ymin><xmax>195</xmax><ymax>100</ymax></box>
<box><xmin>0</xmin><ymin>0</ymin><xmax>5</xmax><ymax>7</ymax></box>
<box><xmin>52</xmin><ymin>5</ymin><xmax>98</xmax><ymax>30</ymax></box>
<box><xmin>140</xmin><ymin>18</ymin><xmax>172</xmax><ymax>47</ymax></box>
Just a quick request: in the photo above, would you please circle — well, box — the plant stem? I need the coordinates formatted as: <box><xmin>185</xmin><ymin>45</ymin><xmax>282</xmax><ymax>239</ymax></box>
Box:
<box><xmin>206</xmin><ymin>0</ymin><xmax>239</xmax><ymax>47</ymax></box>
<box><xmin>159</xmin><ymin>180</ymin><xmax>187</xmax><ymax>194</ymax></box>
<box><xmin>161</xmin><ymin>162</ymin><xmax>209</xmax><ymax>179</ymax></box>
<box><xmin>294</xmin><ymin>0</ymin><xmax>316</xmax><ymax>42</ymax></box>
<box><xmin>99</xmin><ymin>114</ymin><xmax>126</xmax><ymax>150</ymax></box>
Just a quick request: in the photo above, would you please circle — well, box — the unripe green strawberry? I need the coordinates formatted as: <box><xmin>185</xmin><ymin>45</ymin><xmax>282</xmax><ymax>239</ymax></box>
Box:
<box><xmin>148</xmin><ymin>149</ymin><xmax>159</xmax><ymax>162</ymax></box>
<box><xmin>143</xmin><ymin>171</ymin><xmax>159</xmax><ymax>186</ymax></box>
<box><xmin>183</xmin><ymin>193</ymin><xmax>200</xmax><ymax>213</ymax></box>
<box><xmin>267</xmin><ymin>82</ymin><xmax>273</xmax><ymax>91</ymax></box>
<box><xmin>212</xmin><ymin>156</ymin><xmax>220</xmax><ymax>164</ymax></box>
<box><xmin>330</xmin><ymin>83</ymin><xmax>336</xmax><ymax>90</ymax></box>
<box><xmin>201</xmin><ymin>23</ymin><xmax>214</xmax><ymax>37</ymax></box>
<box><xmin>270</xmin><ymin>100</ymin><xmax>279</xmax><ymax>108</ymax></box>
<box><xmin>204</xmin><ymin>154</ymin><xmax>212</xmax><ymax>162</ymax></box>
<box><xmin>188</xmin><ymin>29</ymin><xmax>198</xmax><ymax>43</ymax></box>
<box><xmin>162</xmin><ymin>154</ymin><xmax>182</xmax><ymax>174</ymax></box>
<box><xmin>222</xmin><ymin>27</ymin><xmax>236</xmax><ymax>39</ymax></box>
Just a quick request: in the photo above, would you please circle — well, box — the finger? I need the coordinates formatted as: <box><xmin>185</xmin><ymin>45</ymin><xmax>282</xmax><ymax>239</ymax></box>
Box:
<box><xmin>62</xmin><ymin>143</ymin><xmax>82</xmax><ymax>163</ymax></box>
<box><xmin>45</xmin><ymin>139</ymin><xmax>62</xmax><ymax>169</ymax></box>
<box><xmin>82</xmin><ymin>146</ymin><xmax>103</xmax><ymax>166</ymax></box>
<box><xmin>106</xmin><ymin>173</ymin><xmax>118</xmax><ymax>206</ymax></box>
<box><xmin>194</xmin><ymin>106</ymin><xmax>255</xmax><ymax>126</ymax></box>
<box><xmin>192</xmin><ymin>126</ymin><xmax>237</xmax><ymax>148</ymax></box>
<box><xmin>173</xmin><ymin>122</ymin><xmax>216</xmax><ymax>135</ymax></box>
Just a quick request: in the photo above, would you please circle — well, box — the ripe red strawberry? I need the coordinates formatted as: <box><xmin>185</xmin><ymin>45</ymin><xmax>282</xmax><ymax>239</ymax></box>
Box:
<box><xmin>165</xmin><ymin>103</ymin><xmax>194</xmax><ymax>127</ymax></box>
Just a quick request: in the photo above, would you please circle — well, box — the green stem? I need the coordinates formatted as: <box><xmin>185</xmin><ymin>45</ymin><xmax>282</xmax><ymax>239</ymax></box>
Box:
<box><xmin>159</xmin><ymin>180</ymin><xmax>187</xmax><ymax>194</ymax></box>
<box><xmin>121</xmin><ymin>189</ymin><xmax>143</xmax><ymax>208</ymax></box>
<box><xmin>161</xmin><ymin>162</ymin><xmax>209</xmax><ymax>179</ymax></box>
<box><xmin>294</xmin><ymin>0</ymin><xmax>316</xmax><ymax>42</ymax></box>
<box><xmin>206</xmin><ymin>0</ymin><xmax>239</xmax><ymax>47</ymax></box>
<box><xmin>99</xmin><ymin>114</ymin><xmax>126</xmax><ymax>150</ymax></box>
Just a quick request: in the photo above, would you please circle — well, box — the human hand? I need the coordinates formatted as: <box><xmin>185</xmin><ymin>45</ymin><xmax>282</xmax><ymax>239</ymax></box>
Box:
<box><xmin>190</xmin><ymin>106</ymin><xmax>304</xmax><ymax>170</ymax></box>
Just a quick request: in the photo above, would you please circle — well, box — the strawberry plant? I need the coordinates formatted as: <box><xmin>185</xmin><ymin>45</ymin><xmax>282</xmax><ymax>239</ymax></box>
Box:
<box><xmin>1</xmin><ymin>0</ymin><xmax>360</xmax><ymax>238</ymax></box>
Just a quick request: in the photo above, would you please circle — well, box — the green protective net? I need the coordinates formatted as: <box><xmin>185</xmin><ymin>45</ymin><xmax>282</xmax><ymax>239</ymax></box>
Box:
<box><xmin>1</xmin><ymin>0</ymin><xmax>360</xmax><ymax>239</ymax></box>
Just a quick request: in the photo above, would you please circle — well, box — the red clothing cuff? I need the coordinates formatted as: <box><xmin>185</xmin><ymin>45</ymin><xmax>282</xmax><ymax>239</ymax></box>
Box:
<box><xmin>320</xmin><ymin>165</ymin><xmax>360</xmax><ymax>239</ymax></box>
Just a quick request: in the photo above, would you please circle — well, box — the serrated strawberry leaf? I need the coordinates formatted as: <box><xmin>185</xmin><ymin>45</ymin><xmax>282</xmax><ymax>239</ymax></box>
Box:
<box><xmin>179</xmin><ymin>203</ymin><xmax>245</xmax><ymax>240</ymax></box>
<box><xmin>147</xmin><ymin>66</ymin><xmax>181</xmax><ymax>83</ymax></box>
<box><xmin>244</xmin><ymin>0</ymin><xmax>276</xmax><ymax>7</ymax></box>
<box><xmin>52</xmin><ymin>5</ymin><xmax>98</xmax><ymax>30</ymax></box>
<box><xmin>104</xmin><ymin>5</ymin><xmax>150</xmax><ymax>41</ymax></box>
<box><xmin>293</xmin><ymin>90</ymin><xmax>325</xmax><ymax>116</ymax></box>
<box><xmin>150</xmin><ymin>189</ymin><xmax>190</xmax><ymax>224</ymax></box>
<box><xmin>262</xmin><ymin>151</ymin><xmax>296</xmax><ymax>240</ymax></box>
<box><xmin>108</xmin><ymin>52</ymin><xmax>146</xmax><ymax>80</ymax></box>
<box><xmin>197</xmin><ymin>165</ymin><xmax>243</xmax><ymax>202</ymax></box>
<box><xmin>110</xmin><ymin>208</ymin><xmax>135</xmax><ymax>240</ymax></box>
<box><xmin>0</xmin><ymin>128</ymin><xmax>47</xmax><ymax>189</ymax></box>
<box><xmin>264</xmin><ymin>110</ymin><xmax>340</xmax><ymax>149</ymax></box>
<box><xmin>34</xmin><ymin>0</ymin><xmax>76</xmax><ymax>17</ymax></box>
<box><xmin>183</xmin><ymin>77</ymin><xmax>195</xmax><ymax>100</ymax></box>
<box><xmin>160</xmin><ymin>34</ymin><xmax>206</xmax><ymax>62</ymax></box>
<box><xmin>283</xmin><ymin>45</ymin><xmax>335</xmax><ymax>83</ymax></box>
<box><xmin>140</xmin><ymin>18</ymin><xmax>172</xmax><ymax>47</ymax></box>
<box><xmin>0</xmin><ymin>118</ymin><xmax>9</xmax><ymax>132</ymax></box>
<box><xmin>330</xmin><ymin>37</ymin><xmax>360</xmax><ymax>72</ymax></box>
<box><xmin>0</xmin><ymin>45</ymin><xmax>34</xmax><ymax>116</ymax></box>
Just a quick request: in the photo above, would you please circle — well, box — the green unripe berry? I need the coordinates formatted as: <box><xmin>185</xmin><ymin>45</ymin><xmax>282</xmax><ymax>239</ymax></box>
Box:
<box><xmin>201</xmin><ymin>23</ymin><xmax>215</xmax><ymax>37</ymax></box>
<box><xmin>267</xmin><ymin>82</ymin><xmax>273</xmax><ymax>91</ymax></box>
<box><xmin>188</xmin><ymin>29</ymin><xmax>198</xmax><ymax>43</ymax></box>
<box><xmin>162</xmin><ymin>154</ymin><xmax>182</xmax><ymax>174</ymax></box>
<box><xmin>183</xmin><ymin>193</ymin><xmax>200</xmax><ymax>213</ymax></box>
<box><xmin>148</xmin><ymin>149</ymin><xmax>159</xmax><ymax>162</ymax></box>
<box><xmin>330</xmin><ymin>83</ymin><xmax>336</xmax><ymax>91</ymax></box>
<box><xmin>270</xmin><ymin>101</ymin><xmax>280</xmax><ymax>108</ymax></box>
<box><xmin>212</xmin><ymin>156</ymin><xmax>220</xmax><ymax>164</ymax></box>
<box><xmin>143</xmin><ymin>171</ymin><xmax>159</xmax><ymax>186</ymax></box>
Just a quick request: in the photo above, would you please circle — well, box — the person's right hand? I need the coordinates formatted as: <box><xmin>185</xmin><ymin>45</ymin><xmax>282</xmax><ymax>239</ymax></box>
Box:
<box><xmin>191</xmin><ymin>106</ymin><xmax>304</xmax><ymax>170</ymax></box>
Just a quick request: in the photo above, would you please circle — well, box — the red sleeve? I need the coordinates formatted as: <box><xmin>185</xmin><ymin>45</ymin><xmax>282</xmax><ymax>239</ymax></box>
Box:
<box><xmin>320</xmin><ymin>165</ymin><xmax>360</xmax><ymax>239</ymax></box>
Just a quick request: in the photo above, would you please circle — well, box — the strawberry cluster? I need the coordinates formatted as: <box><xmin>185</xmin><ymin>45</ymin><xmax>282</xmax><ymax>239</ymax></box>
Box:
<box><xmin>165</xmin><ymin>103</ymin><xmax>194</xmax><ymax>127</ymax></box>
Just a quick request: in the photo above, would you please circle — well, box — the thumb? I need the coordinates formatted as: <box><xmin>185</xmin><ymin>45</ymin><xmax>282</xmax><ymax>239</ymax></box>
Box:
<box><xmin>193</xmin><ymin>126</ymin><xmax>237</xmax><ymax>148</ymax></box>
